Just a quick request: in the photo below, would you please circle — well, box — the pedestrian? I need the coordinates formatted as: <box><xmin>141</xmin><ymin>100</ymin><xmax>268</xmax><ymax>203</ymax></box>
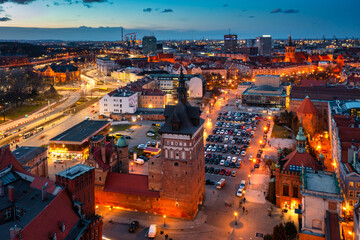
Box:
<box><xmin>242</xmin><ymin>206</ymin><xmax>245</xmax><ymax>214</ymax></box>
<box><xmin>243</xmin><ymin>197</ymin><xmax>246</xmax><ymax>203</ymax></box>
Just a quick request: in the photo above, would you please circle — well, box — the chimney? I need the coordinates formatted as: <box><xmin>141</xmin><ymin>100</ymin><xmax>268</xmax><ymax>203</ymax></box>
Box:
<box><xmin>8</xmin><ymin>186</ymin><xmax>14</xmax><ymax>203</ymax></box>
<box><xmin>42</xmin><ymin>182</ymin><xmax>48</xmax><ymax>201</ymax></box>
<box><xmin>0</xmin><ymin>180</ymin><xmax>4</xmax><ymax>197</ymax></box>
<box><xmin>9</xmin><ymin>225</ymin><xmax>21</xmax><ymax>240</ymax></box>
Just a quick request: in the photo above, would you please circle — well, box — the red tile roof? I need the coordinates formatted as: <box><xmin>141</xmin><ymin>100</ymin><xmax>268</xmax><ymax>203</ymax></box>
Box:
<box><xmin>290</xmin><ymin>85</ymin><xmax>360</xmax><ymax>101</ymax></box>
<box><xmin>0</xmin><ymin>145</ymin><xmax>27</xmax><ymax>173</ymax></box>
<box><xmin>282</xmin><ymin>150</ymin><xmax>322</xmax><ymax>171</ymax></box>
<box><xmin>91</xmin><ymin>142</ymin><xmax>114</xmax><ymax>171</ymax></box>
<box><xmin>20</xmin><ymin>189</ymin><xmax>80</xmax><ymax>240</ymax></box>
<box><xmin>299</xmin><ymin>79</ymin><xmax>326</xmax><ymax>87</ymax></box>
<box><xmin>104</xmin><ymin>173</ymin><xmax>160</xmax><ymax>198</ymax></box>
<box><xmin>296</xmin><ymin>96</ymin><xmax>319</xmax><ymax>115</ymax></box>
<box><xmin>141</xmin><ymin>89</ymin><xmax>166</xmax><ymax>96</ymax></box>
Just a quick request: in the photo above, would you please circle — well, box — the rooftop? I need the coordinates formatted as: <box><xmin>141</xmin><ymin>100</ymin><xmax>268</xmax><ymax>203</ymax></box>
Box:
<box><xmin>290</xmin><ymin>85</ymin><xmax>360</xmax><ymax>101</ymax></box>
<box><xmin>12</xmin><ymin>146</ymin><xmax>47</xmax><ymax>165</ymax></box>
<box><xmin>56</xmin><ymin>164</ymin><xmax>94</xmax><ymax>180</ymax></box>
<box><xmin>103</xmin><ymin>173</ymin><xmax>160</xmax><ymax>198</ymax></box>
<box><xmin>108</xmin><ymin>88</ymin><xmax>137</xmax><ymax>98</ymax></box>
<box><xmin>302</xmin><ymin>171</ymin><xmax>341</xmax><ymax>199</ymax></box>
<box><xmin>50</xmin><ymin>120</ymin><xmax>110</xmax><ymax>144</ymax></box>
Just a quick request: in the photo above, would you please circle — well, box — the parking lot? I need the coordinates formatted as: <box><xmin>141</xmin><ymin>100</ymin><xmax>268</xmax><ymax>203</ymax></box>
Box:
<box><xmin>204</xmin><ymin>111</ymin><xmax>270</xmax><ymax>191</ymax></box>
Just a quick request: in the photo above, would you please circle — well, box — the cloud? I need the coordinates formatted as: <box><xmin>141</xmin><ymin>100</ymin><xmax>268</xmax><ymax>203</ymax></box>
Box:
<box><xmin>0</xmin><ymin>16</ymin><xmax>11</xmax><ymax>21</ymax></box>
<box><xmin>0</xmin><ymin>0</ymin><xmax>35</xmax><ymax>4</ymax></box>
<box><xmin>270</xmin><ymin>8</ymin><xmax>299</xmax><ymax>14</ymax></box>
<box><xmin>223</xmin><ymin>4</ymin><xmax>228</xmax><ymax>7</ymax></box>
<box><xmin>83</xmin><ymin>0</ymin><xmax>106</xmax><ymax>2</ymax></box>
<box><xmin>283</xmin><ymin>9</ymin><xmax>299</xmax><ymax>13</ymax></box>
<box><xmin>270</xmin><ymin>8</ymin><xmax>282</xmax><ymax>13</ymax></box>
<box><xmin>143</xmin><ymin>7</ymin><xmax>152</xmax><ymax>13</ymax></box>
<box><xmin>161</xmin><ymin>8</ymin><xmax>173</xmax><ymax>13</ymax></box>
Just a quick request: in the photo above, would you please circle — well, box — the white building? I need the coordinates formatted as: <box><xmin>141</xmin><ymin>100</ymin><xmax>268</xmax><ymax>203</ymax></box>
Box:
<box><xmin>96</xmin><ymin>56</ymin><xmax>117</xmax><ymax>76</ymax></box>
<box><xmin>148</xmin><ymin>74</ymin><xmax>204</xmax><ymax>98</ymax></box>
<box><xmin>99</xmin><ymin>89</ymin><xmax>138</xmax><ymax>116</ymax></box>
<box><xmin>300</xmin><ymin>170</ymin><xmax>342</xmax><ymax>239</ymax></box>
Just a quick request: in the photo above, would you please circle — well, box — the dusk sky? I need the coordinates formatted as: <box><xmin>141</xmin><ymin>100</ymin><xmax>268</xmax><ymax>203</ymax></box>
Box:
<box><xmin>0</xmin><ymin>0</ymin><xmax>360</xmax><ymax>40</ymax></box>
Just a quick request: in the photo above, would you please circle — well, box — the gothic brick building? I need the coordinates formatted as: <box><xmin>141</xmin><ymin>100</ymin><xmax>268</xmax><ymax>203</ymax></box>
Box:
<box><xmin>94</xmin><ymin>69</ymin><xmax>205</xmax><ymax>219</ymax></box>
<box><xmin>296</xmin><ymin>96</ymin><xmax>320</xmax><ymax>135</ymax></box>
<box><xmin>275</xmin><ymin>126</ymin><xmax>322</xmax><ymax>210</ymax></box>
<box><xmin>0</xmin><ymin>145</ymin><xmax>102</xmax><ymax>240</ymax></box>
<box><xmin>36</xmin><ymin>63</ymin><xmax>80</xmax><ymax>84</ymax></box>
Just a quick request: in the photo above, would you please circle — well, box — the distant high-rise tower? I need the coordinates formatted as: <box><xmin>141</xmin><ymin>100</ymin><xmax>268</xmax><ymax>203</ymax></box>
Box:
<box><xmin>284</xmin><ymin>35</ymin><xmax>296</xmax><ymax>62</ymax></box>
<box><xmin>224</xmin><ymin>34</ymin><xmax>238</xmax><ymax>53</ymax></box>
<box><xmin>142</xmin><ymin>36</ymin><xmax>157</xmax><ymax>55</ymax></box>
<box><xmin>256</xmin><ymin>35</ymin><xmax>272</xmax><ymax>56</ymax></box>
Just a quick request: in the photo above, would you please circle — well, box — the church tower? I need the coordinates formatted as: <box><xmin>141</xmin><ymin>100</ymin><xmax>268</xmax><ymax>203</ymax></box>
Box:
<box><xmin>149</xmin><ymin>67</ymin><xmax>205</xmax><ymax>219</ymax></box>
<box><xmin>296</xmin><ymin>125</ymin><xmax>306</xmax><ymax>153</ymax></box>
<box><xmin>284</xmin><ymin>35</ymin><xmax>296</xmax><ymax>62</ymax></box>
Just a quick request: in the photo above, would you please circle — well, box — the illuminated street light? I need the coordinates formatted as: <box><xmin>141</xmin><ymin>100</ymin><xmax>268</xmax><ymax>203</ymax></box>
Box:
<box><xmin>131</xmin><ymin>162</ymin><xmax>134</xmax><ymax>172</ymax></box>
<box><xmin>163</xmin><ymin>215</ymin><xmax>167</xmax><ymax>227</ymax></box>
<box><xmin>259</xmin><ymin>140</ymin><xmax>263</xmax><ymax>144</ymax></box>
<box><xmin>234</xmin><ymin>212</ymin><xmax>238</xmax><ymax>225</ymax></box>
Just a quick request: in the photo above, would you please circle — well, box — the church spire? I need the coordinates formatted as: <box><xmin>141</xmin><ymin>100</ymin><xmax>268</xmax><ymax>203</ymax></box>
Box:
<box><xmin>177</xmin><ymin>66</ymin><xmax>187</xmax><ymax>105</ymax></box>
<box><xmin>296</xmin><ymin>121</ymin><xmax>306</xmax><ymax>153</ymax></box>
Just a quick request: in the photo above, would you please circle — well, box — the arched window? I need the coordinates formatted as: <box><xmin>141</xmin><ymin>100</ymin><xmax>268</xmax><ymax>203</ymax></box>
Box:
<box><xmin>174</xmin><ymin>162</ymin><xmax>179</xmax><ymax>166</ymax></box>
<box><xmin>165</xmin><ymin>149</ymin><xmax>168</xmax><ymax>158</ymax></box>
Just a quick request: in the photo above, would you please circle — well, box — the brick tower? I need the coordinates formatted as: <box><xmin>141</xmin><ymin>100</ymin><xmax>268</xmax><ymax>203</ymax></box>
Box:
<box><xmin>284</xmin><ymin>35</ymin><xmax>296</xmax><ymax>62</ymax></box>
<box><xmin>56</xmin><ymin>164</ymin><xmax>96</xmax><ymax>218</ymax></box>
<box><xmin>150</xmin><ymin>67</ymin><xmax>205</xmax><ymax>219</ymax></box>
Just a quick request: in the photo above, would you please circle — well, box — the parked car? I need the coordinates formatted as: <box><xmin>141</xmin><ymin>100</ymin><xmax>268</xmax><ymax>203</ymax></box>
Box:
<box><xmin>134</xmin><ymin>159</ymin><xmax>145</xmax><ymax>165</ymax></box>
<box><xmin>231</xmin><ymin>171</ymin><xmax>237</xmax><ymax>177</ymax></box>
<box><xmin>129</xmin><ymin>221</ymin><xmax>139</xmax><ymax>233</ymax></box>
<box><xmin>219</xmin><ymin>169</ymin><xmax>226</xmax><ymax>175</ymax></box>
<box><xmin>225</xmin><ymin>170</ymin><xmax>231</xmax><ymax>176</ymax></box>
<box><xmin>147</xmin><ymin>224</ymin><xmax>157</xmax><ymax>238</ymax></box>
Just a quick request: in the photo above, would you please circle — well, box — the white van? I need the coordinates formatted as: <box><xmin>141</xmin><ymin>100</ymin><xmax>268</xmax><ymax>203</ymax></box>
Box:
<box><xmin>147</xmin><ymin>224</ymin><xmax>157</xmax><ymax>238</ymax></box>
<box><xmin>216</xmin><ymin>178</ymin><xmax>226</xmax><ymax>189</ymax></box>
<box><xmin>134</xmin><ymin>159</ymin><xmax>145</xmax><ymax>165</ymax></box>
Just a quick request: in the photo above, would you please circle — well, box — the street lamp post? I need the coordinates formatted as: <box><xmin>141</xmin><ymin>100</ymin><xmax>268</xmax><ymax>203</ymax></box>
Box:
<box><xmin>234</xmin><ymin>212</ymin><xmax>238</xmax><ymax>225</ymax></box>
<box><xmin>163</xmin><ymin>215</ymin><xmax>166</xmax><ymax>227</ymax></box>
<box><xmin>130</xmin><ymin>162</ymin><xmax>134</xmax><ymax>172</ymax></box>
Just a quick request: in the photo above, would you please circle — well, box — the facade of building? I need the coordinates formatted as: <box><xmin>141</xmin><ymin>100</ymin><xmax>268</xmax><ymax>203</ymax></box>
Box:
<box><xmin>224</xmin><ymin>34</ymin><xmax>238</xmax><ymax>53</ymax></box>
<box><xmin>256</xmin><ymin>35</ymin><xmax>272</xmax><ymax>56</ymax></box>
<box><xmin>99</xmin><ymin>88</ymin><xmax>138</xmax><ymax>116</ymax></box>
<box><xmin>94</xmin><ymin>70</ymin><xmax>205</xmax><ymax>219</ymax></box>
<box><xmin>36</xmin><ymin>63</ymin><xmax>80</xmax><ymax>84</ymax></box>
<box><xmin>299</xmin><ymin>170</ymin><xmax>342</xmax><ymax>240</ymax></box>
<box><xmin>275</xmin><ymin>126</ymin><xmax>322</xmax><ymax>210</ymax></box>
<box><xmin>96</xmin><ymin>56</ymin><xmax>116</xmax><ymax>76</ymax></box>
<box><xmin>241</xmin><ymin>75</ymin><xmax>287</xmax><ymax>107</ymax></box>
<box><xmin>148</xmin><ymin>73</ymin><xmax>204</xmax><ymax>98</ymax></box>
<box><xmin>329</xmin><ymin>114</ymin><xmax>360</xmax><ymax>211</ymax></box>
<box><xmin>12</xmin><ymin>146</ymin><xmax>48</xmax><ymax>178</ymax></box>
<box><xmin>139</xmin><ymin>89</ymin><xmax>167</xmax><ymax>109</ymax></box>
<box><xmin>0</xmin><ymin>145</ymin><xmax>102</xmax><ymax>240</ymax></box>
<box><xmin>142</xmin><ymin>36</ymin><xmax>157</xmax><ymax>55</ymax></box>
<box><xmin>49</xmin><ymin>120</ymin><xmax>111</xmax><ymax>162</ymax></box>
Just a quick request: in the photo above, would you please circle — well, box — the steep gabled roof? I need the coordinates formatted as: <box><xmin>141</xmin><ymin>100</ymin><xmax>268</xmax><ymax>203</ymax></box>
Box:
<box><xmin>297</xmin><ymin>96</ymin><xmax>319</xmax><ymax>115</ymax></box>
<box><xmin>282</xmin><ymin>150</ymin><xmax>322</xmax><ymax>171</ymax></box>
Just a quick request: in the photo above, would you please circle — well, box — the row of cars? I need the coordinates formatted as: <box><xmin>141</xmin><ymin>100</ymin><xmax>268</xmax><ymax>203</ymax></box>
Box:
<box><xmin>205</xmin><ymin>166</ymin><xmax>237</xmax><ymax>177</ymax></box>
<box><xmin>205</xmin><ymin>153</ymin><xmax>243</xmax><ymax>168</ymax></box>
<box><xmin>217</xmin><ymin>111</ymin><xmax>261</xmax><ymax>123</ymax></box>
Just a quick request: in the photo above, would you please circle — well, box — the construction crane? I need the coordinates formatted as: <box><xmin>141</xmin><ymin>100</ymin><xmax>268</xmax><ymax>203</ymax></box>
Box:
<box><xmin>124</xmin><ymin>32</ymin><xmax>137</xmax><ymax>48</ymax></box>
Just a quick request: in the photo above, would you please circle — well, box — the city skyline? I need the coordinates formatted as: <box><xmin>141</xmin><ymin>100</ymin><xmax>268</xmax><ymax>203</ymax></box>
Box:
<box><xmin>0</xmin><ymin>0</ymin><xmax>359</xmax><ymax>40</ymax></box>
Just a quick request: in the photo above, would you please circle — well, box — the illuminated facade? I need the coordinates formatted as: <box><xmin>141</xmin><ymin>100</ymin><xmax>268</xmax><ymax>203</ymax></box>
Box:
<box><xmin>139</xmin><ymin>89</ymin><xmax>167</xmax><ymax>109</ymax></box>
<box><xmin>49</xmin><ymin>120</ymin><xmax>111</xmax><ymax>162</ymax></box>
<box><xmin>36</xmin><ymin>63</ymin><xmax>80</xmax><ymax>84</ymax></box>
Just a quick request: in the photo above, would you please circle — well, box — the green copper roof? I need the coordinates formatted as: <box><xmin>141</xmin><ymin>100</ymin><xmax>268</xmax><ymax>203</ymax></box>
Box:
<box><xmin>116</xmin><ymin>136</ymin><xmax>128</xmax><ymax>148</ymax></box>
